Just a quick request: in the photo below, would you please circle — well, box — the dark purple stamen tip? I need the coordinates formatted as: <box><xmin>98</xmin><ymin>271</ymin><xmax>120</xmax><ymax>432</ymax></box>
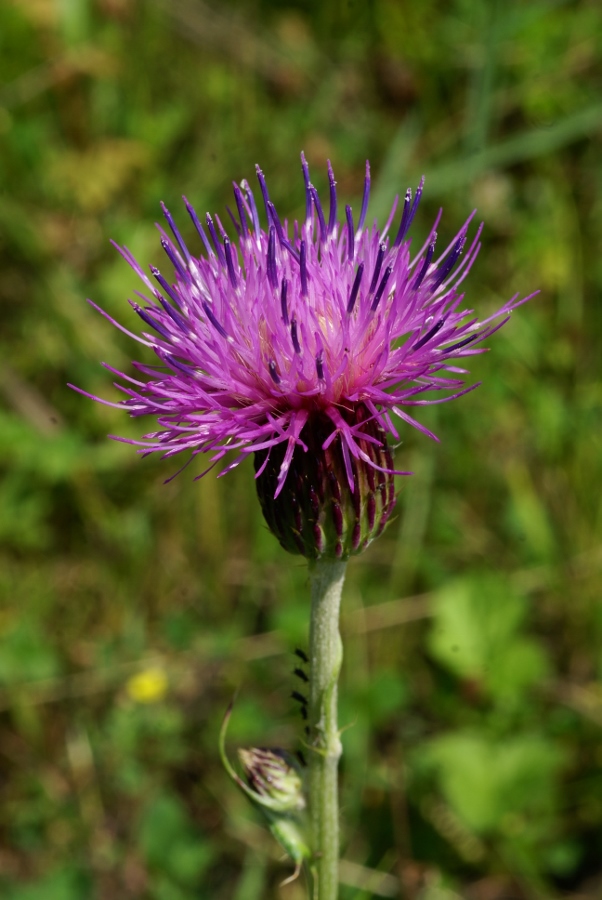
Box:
<box><xmin>164</xmin><ymin>353</ymin><xmax>197</xmax><ymax>376</ymax></box>
<box><xmin>241</xmin><ymin>179</ymin><xmax>261</xmax><ymax>237</ymax></box>
<box><xmin>183</xmin><ymin>196</ymin><xmax>213</xmax><ymax>257</ymax></box>
<box><xmin>345</xmin><ymin>205</ymin><xmax>354</xmax><ymax>261</ymax></box>
<box><xmin>266</xmin><ymin>201</ymin><xmax>280</xmax><ymax>237</ymax></box>
<box><xmin>161</xmin><ymin>202</ymin><xmax>191</xmax><ymax>262</ymax></box>
<box><xmin>357</xmin><ymin>160</ymin><xmax>371</xmax><ymax>232</ymax></box>
<box><xmin>223</xmin><ymin>237</ymin><xmax>238</xmax><ymax>288</ymax></box>
<box><xmin>301</xmin><ymin>151</ymin><xmax>311</xmax><ymax>222</ymax></box>
<box><xmin>394</xmin><ymin>177</ymin><xmax>424</xmax><ymax>247</ymax></box>
<box><xmin>369</xmin><ymin>242</ymin><xmax>386</xmax><ymax>294</ymax></box>
<box><xmin>414</xmin><ymin>176</ymin><xmax>425</xmax><ymax>209</ymax></box>
<box><xmin>414</xmin><ymin>318</ymin><xmax>445</xmax><ymax>350</ymax></box>
<box><xmin>393</xmin><ymin>188</ymin><xmax>412</xmax><ymax>248</ymax></box>
<box><xmin>153</xmin><ymin>289</ymin><xmax>188</xmax><ymax>333</ymax></box>
<box><xmin>255</xmin><ymin>165</ymin><xmax>271</xmax><ymax>220</ymax></box>
<box><xmin>310</xmin><ymin>187</ymin><xmax>327</xmax><ymax>243</ymax></box>
<box><xmin>409</xmin><ymin>177</ymin><xmax>424</xmax><ymax>227</ymax></box>
<box><xmin>412</xmin><ymin>237</ymin><xmax>436</xmax><ymax>290</ymax></box>
<box><xmin>431</xmin><ymin>234</ymin><xmax>466</xmax><ymax>290</ymax></box>
<box><xmin>232</xmin><ymin>183</ymin><xmax>249</xmax><ymax>239</ymax></box>
<box><xmin>370</xmin><ymin>265</ymin><xmax>393</xmax><ymax>312</ymax></box>
<box><xmin>267</xmin><ymin>226</ymin><xmax>278</xmax><ymax>291</ymax></box>
<box><xmin>268</xmin><ymin>359</ymin><xmax>280</xmax><ymax>384</ymax></box>
<box><xmin>150</xmin><ymin>266</ymin><xmax>183</xmax><ymax>309</ymax></box>
<box><xmin>202</xmin><ymin>301</ymin><xmax>228</xmax><ymax>339</ymax></box>
<box><xmin>161</xmin><ymin>238</ymin><xmax>187</xmax><ymax>279</ymax></box>
<box><xmin>133</xmin><ymin>303</ymin><xmax>170</xmax><ymax>341</ymax></box>
<box><xmin>315</xmin><ymin>350</ymin><xmax>324</xmax><ymax>380</ymax></box>
<box><xmin>280</xmin><ymin>277</ymin><xmax>289</xmax><ymax>324</ymax></box>
<box><xmin>290</xmin><ymin>317</ymin><xmax>301</xmax><ymax>353</ymax></box>
<box><xmin>346</xmin><ymin>262</ymin><xmax>364</xmax><ymax>315</ymax></box>
<box><xmin>300</xmin><ymin>239</ymin><xmax>309</xmax><ymax>297</ymax></box>
<box><xmin>445</xmin><ymin>333</ymin><xmax>479</xmax><ymax>353</ymax></box>
<box><xmin>205</xmin><ymin>214</ymin><xmax>226</xmax><ymax>265</ymax></box>
<box><xmin>327</xmin><ymin>160</ymin><xmax>337</xmax><ymax>235</ymax></box>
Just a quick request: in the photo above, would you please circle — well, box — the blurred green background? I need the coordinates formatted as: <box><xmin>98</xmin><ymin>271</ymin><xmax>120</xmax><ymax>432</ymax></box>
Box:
<box><xmin>1</xmin><ymin>0</ymin><xmax>602</xmax><ymax>897</ymax></box>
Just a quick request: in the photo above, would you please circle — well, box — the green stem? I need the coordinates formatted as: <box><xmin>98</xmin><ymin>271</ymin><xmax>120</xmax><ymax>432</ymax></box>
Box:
<box><xmin>308</xmin><ymin>558</ymin><xmax>347</xmax><ymax>900</ymax></box>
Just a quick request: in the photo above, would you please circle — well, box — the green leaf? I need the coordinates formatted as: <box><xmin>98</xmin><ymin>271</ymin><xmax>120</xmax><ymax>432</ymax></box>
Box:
<box><xmin>428</xmin><ymin>573</ymin><xmax>549</xmax><ymax>703</ymax></box>
<box><xmin>137</xmin><ymin>793</ymin><xmax>213</xmax><ymax>886</ymax></box>
<box><xmin>6</xmin><ymin>868</ymin><xmax>90</xmax><ymax>900</ymax></box>
<box><xmin>421</xmin><ymin>731</ymin><xmax>565</xmax><ymax>837</ymax></box>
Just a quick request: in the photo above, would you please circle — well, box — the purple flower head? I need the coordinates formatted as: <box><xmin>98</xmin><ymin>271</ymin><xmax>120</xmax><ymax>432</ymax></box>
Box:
<box><xmin>73</xmin><ymin>156</ymin><xmax>534</xmax><ymax>499</ymax></box>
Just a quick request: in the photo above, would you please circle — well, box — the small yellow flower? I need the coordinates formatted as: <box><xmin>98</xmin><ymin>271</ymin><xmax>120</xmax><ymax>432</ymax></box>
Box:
<box><xmin>126</xmin><ymin>666</ymin><xmax>168</xmax><ymax>703</ymax></box>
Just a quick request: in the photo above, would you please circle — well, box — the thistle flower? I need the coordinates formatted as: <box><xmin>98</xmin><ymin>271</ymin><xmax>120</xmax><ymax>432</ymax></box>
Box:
<box><xmin>73</xmin><ymin>156</ymin><xmax>533</xmax><ymax>557</ymax></box>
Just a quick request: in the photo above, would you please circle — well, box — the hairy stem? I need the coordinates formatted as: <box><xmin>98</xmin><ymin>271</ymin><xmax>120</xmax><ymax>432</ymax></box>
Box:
<box><xmin>308</xmin><ymin>558</ymin><xmax>347</xmax><ymax>900</ymax></box>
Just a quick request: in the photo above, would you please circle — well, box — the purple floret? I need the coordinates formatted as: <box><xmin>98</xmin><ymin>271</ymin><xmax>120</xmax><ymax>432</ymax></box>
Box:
<box><xmin>72</xmin><ymin>155</ymin><xmax>535</xmax><ymax>495</ymax></box>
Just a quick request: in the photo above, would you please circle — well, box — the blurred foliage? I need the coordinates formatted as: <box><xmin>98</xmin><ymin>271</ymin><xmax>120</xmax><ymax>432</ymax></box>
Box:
<box><xmin>1</xmin><ymin>0</ymin><xmax>602</xmax><ymax>897</ymax></box>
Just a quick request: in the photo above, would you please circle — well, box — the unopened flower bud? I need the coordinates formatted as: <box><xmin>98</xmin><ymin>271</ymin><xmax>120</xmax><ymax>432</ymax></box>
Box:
<box><xmin>219</xmin><ymin>703</ymin><xmax>310</xmax><ymax>882</ymax></box>
<box><xmin>238</xmin><ymin>747</ymin><xmax>306</xmax><ymax>812</ymax></box>
<box><xmin>254</xmin><ymin>404</ymin><xmax>396</xmax><ymax>560</ymax></box>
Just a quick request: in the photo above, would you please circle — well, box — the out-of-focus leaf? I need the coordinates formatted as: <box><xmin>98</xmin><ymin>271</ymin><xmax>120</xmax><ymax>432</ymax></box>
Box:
<box><xmin>428</xmin><ymin>573</ymin><xmax>549</xmax><ymax>703</ymax></box>
<box><xmin>137</xmin><ymin>792</ymin><xmax>213</xmax><ymax>886</ymax></box>
<box><xmin>419</xmin><ymin>731</ymin><xmax>565</xmax><ymax>837</ymax></box>
<box><xmin>0</xmin><ymin>618</ymin><xmax>61</xmax><ymax>685</ymax></box>
<box><xmin>5</xmin><ymin>868</ymin><xmax>90</xmax><ymax>900</ymax></box>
